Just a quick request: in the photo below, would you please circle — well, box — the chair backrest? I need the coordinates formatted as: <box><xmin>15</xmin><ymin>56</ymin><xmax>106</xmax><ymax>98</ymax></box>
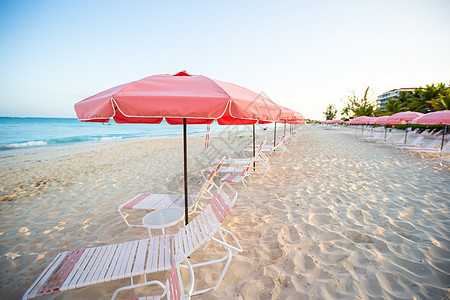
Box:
<box><xmin>423</xmin><ymin>136</ymin><xmax>444</xmax><ymax>149</ymax></box>
<box><xmin>207</xmin><ymin>156</ymin><xmax>225</xmax><ymax>181</ymax></box>
<box><xmin>411</xmin><ymin>134</ymin><xmax>426</xmax><ymax>146</ymax></box>
<box><xmin>191</xmin><ymin>157</ymin><xmax>226</xmax><ymax>213</ymax></box>
<box><xmin>418</xmin><ymin>129</ymin><xmax>430</xmax><ymax>137</ymax></box>
<box><xmin>174</xmin><ymin>183</ymin><xmax>238</xmax><ymax>257</ymax></box>
<box><xmin>258</xmin><ymin>138</ymin><xmax>267</xmax><ymax>152</ymax></box>
<box><xmin>432</xmin><ymin>129</ymin><xmax>443</xmax><ymax>136</ymax></box>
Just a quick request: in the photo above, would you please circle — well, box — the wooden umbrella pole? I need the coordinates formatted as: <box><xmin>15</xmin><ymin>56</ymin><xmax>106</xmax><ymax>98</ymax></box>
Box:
<box><xmin>183</xmin><ymin>118</ymin><xmax>188</xmax><ymax>225</ymax></box>
<box><xmin>253</xmin><ymin>124</ymin><xmax>256</xmax><ymax>171</ymax></box>
<box><xmin>274</xmin><ymin>122</ymin><xmax>277</xmax><ymax>147</ymax></box>
<box><xmin>441</xmin><ymin>124</ymin><xmax>447</xmax><ymax>150</ymax></box>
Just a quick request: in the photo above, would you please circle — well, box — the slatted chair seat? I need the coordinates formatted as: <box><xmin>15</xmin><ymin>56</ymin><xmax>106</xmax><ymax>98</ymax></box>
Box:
<box><xmin>221</xmin><ymin>174</ymin><xmax>244</xmax><ymax>183</ymax></box>
<box><xmin>23</xmin><ymin>183</ymin><xmax>241</xmax><ymax>300</ymax></box>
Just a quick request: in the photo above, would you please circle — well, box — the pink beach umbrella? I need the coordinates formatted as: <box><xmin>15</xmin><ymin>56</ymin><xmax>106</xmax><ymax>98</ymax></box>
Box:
<box><xmin>410</xmin><ymin>110</ymin><xmax>450</xmax><ymax>125</ymax></box>
<box><xmin>410</xmin><ymin>110</ymin><xmax>450</xmax><ymax>149</ymax></box>
<box><xmin>387</xmin><ymin>111</ymin><xmax>424</xmax><ymax>124</ymax></box>
<box><xmin>347</xmin><ymin>116</ymin><xmax>369</xmax><ymax>124</ymax></box>
<box><xmin>356</xmin><ymin>116</ymin><xmax>373</xmax><ymax>124</ymax></box>
<box><xmin>373</xmin><ymin>116</ymin><xmax>390</xmax><ymax>125</ymax></box>
<box><xmin>387</xmin><ymin>112</ymin><xmax>424</xmax><ymax>144</ymax></box>
<box><xmin>373</xmin><ymin>116</ymin><xmax>391</xmax><ymax>139</ymax></box>
<box><xmin>369</xmin><ymin>117</ymin><xmax>378</xmax><ymax>125</ymax></box>
<box><xmin>75</xmin><ymin>71</ymin><xmax>282</xmax><ymax>223</ymax></box>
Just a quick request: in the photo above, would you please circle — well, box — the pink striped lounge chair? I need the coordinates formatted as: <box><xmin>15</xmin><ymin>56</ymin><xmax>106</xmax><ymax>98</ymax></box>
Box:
<box><xmin>23</xmin><ymin>183</ymin><xmax>241</xmax><ymax>299</ymax></box>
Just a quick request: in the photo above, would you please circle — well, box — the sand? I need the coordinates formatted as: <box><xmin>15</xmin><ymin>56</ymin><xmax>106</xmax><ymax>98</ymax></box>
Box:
<box><xmin>0</xmin><ymin>125</ymin><xmax>449</xmax><ymax>299</ymax></box>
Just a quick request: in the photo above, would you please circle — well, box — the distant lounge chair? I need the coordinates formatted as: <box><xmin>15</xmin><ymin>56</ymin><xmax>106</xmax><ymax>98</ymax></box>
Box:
<box><xmin>408</xmin><ymin>141</ymin><xmax>450</xmax><ymax>159</ymax></box>
<box><xmin>111</xmin><ymin>251</ymin><xmax>194</xmax><ymax>300</ymax></box>
<box><xmin>438</xmin><ymin>157</ymin><xmax>450</xmax><ymax>166</ymax></box>
<box><xmin>395</xmin><ymin>130</ymin><xmax>430</xmax><ymax>151</ymax></box>
<box><xmin>217</xmin><ymin>138</ymin><xmax>269</xmax><ymax>166</ymax></box>
<box><xmin>358</xmin><ymin>130</ymin><xmax>383</xmax><ymax>142</ymax></box>
<box><xmin>202</xmin><ymin>141</ymin><xmax>270</xmax><ymax>188</ymax></box>
<box><xmin>220</xmin><ymin>164</ymin><xmax>252</xmax><ymax>189</ymax></box>
<box><xmin>119</xmin><ymin>157</ymin><xmax>225</xmax><ymax>228</ymax></box>
<box><xmin>403</xmin><ymin>136</ymin><xmax>445</xmax><ymax>155</ymax></box>
<box><xmin>243</xmin><ymin>136</ymin><xmax>287</xmax><ymax>157</ymax></box>
<box><xmin>23</xmin><ymin>183</ymin><xmax>242</xmax><ymax>299</ymax></box>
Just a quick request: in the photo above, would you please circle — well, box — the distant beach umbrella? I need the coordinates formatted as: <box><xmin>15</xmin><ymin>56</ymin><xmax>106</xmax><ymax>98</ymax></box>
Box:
<box><xmin>410</xmin><ymin>110</ymin><xmax>450</xmax><ymax>150</ymax></box>
<box><xmin>410</xmin><ymin>110</ymin><xmax>450</xmax><ymax>125</ymax></box>
<box><xmin>387</xmin><ymin>111</ymin><xmax>424</xmax><ymax>124</ymax></box>
<box><xmin>386</xmin><ymin>112</ymin><xmax>424</xmax><ymax>144</ymax></box>
<box><xmin>373</xmin><ymin>116</ymin><xmax>390</xmax><ymax>125</ymax></box>
<box><xmin>369</xmin><ymin>117</ymin><xmax>378</xmax><ymax>125</ymax></box>
<box><xmin>75</xmin><ymin>71</ymin><xmax>282</xmax><ymax>224</ymax></box>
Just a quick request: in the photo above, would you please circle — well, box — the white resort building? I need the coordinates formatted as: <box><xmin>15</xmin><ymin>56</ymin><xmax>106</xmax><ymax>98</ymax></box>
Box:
<box><xmin>376</xmin><ymin>88</ymin><xmax>415</xmax><ymax>110</ymax></box>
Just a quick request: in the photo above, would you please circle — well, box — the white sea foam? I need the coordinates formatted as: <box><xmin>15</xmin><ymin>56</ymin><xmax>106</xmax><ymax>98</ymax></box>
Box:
<box><xmin>98</xmin><ymin>137</ymin><xmax>123</xmax><ymax>141</ymax></box>
<box><xmin>7</xmin><ymin>141</ymin><xmax>48</xmax><ymax>148</ymax></box>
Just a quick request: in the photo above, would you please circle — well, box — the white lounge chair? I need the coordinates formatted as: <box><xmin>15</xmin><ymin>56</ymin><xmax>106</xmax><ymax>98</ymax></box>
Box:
<box><xmin>119</xmin><ymin>157</ymin><xmax>226</xmax><ymax>228</ymax></box>
<box><xmin>220</xmin><ymin>164</ymin><xmax>252</xmax><ymax>189</ymax></box>
<box><xmin>243</xmin><ymin>136</ymin><xmax>287</xmax><ymax>157</ymax></box>
<box><xmin>438</xmin><ymin>157</ymin><xmax>450</xmax><ymax>166</ymax></box>
<box><xmin>202</xmin><ymin>150</ymin><xmax>270</xmax><ymax>188</ymax></box>
<box><xmin>220</xmin><ymin>138</ymin><xmax>269</xmax><ymax>165</ymax></box>
<box><xmin>111</xmin><ymin>251</ymin><xmax>194</xmax><ymax>300</ymax></box>
<box><xmin>359</xmin><ymin>130</ymin><xmax>383</xmax><ymax>142</ymax></box>
<box><xmin>409</xmin><ymin>141</ymin><xmax>450</xmax><ymax>159</ymax></box>
<box><xmin>395</xmin><ymin>131</ymin><xmax>430</xmax><ymax>151</ymax></box>
<box><xmin>23</xmin><ymin>183</ymin><xmax>242</xmax><ymax>299</ymax></box>
<box><xmin>402</xmin><ymin>136</ymin><xmax>445</xmax><ymax>155</ymax></box>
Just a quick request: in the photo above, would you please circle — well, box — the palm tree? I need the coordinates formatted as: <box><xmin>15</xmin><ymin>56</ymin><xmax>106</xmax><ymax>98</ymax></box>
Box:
<box><xmin>408</xmin><ymin>83</ymin><xmax>445</xmax><ymax>113</ymax></box>
<box><xmin>383</xmin><ymin>98</ymin><xmax>406</xmax><ymax>115</ymax></box>
<box><xmin>428</xmin><ymin>88</ymin><xmax>450</xmax><ymax>110</ymax></box>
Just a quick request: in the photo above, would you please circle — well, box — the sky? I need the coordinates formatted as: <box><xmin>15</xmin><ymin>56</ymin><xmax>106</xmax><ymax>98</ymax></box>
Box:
<box><xmin>0</xmin><ymin>0</ymin><xmax>449</xmax><ymax>120</ymax></box>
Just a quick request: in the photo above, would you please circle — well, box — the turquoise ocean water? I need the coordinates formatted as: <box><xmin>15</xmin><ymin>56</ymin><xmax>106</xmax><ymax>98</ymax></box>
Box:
<box><xmin>0</xmin><ymin>117</ymin><xmax>229</xmax><ymax>152</ymax></box>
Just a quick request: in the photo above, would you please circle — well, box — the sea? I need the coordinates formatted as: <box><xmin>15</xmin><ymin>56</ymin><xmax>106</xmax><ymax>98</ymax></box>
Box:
<box><xmin>0</xmin><ymin>117</ymin><xmax>252</xmax><ymax>153</ymax></box>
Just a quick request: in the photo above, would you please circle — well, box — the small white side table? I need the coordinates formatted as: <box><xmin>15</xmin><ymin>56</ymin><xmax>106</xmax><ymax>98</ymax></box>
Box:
<box><xmin>142</xmin><ymin>208</ymin><xmax>184</xmax><ymax>237</ymax></box>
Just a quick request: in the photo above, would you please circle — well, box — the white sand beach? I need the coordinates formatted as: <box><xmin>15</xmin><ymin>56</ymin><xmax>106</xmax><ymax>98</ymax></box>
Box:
<box><xmin>0</xmin><ymin>125</ymin><xmax>449</xmax><ymax>299</ymax></box>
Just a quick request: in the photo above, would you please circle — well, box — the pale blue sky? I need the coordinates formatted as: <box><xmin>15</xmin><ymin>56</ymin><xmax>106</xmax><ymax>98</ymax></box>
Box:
<box><xmin>0</xmin><ymin>0</ymin><xmax>449</xmax><ymax>120</ymax></box>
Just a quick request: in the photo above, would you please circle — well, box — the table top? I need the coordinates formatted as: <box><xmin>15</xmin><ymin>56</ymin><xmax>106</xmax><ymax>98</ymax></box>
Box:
<box><xmin>142</xmin><ymin>208</ymin><xmax>184</xmax><ymax>229</ymax></box>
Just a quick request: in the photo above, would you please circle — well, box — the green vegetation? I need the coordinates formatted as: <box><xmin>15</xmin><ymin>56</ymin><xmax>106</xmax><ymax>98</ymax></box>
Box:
<box><xmin>323</xmin><ymin>104</ymin><xmax>337</xmax><ymax>120</ymax></box>
<box><xmin>336</xmin><ymin>83</ymin><xmax>449</xmax><ymax>119</ymax></box>
<box><xmin>341</xmin><ymin>87</ymin><xmax>376</xmax><ymax>118</ymax></box>
<box><xmin>387</xmin><ymin>83</ymin><xmax>449</xmax><ymax>114</ymax></box>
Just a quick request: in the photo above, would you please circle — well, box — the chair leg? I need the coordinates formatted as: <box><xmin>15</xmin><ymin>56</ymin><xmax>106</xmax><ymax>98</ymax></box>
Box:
<box><xmin>190</xmin><ymin>248</ymin><xmax>232</xmax><ymax>296</ymax></box>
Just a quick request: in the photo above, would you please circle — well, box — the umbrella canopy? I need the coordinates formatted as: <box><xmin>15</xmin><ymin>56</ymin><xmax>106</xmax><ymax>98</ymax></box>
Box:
<box><xmin>347</xmin><ymin>116</ymin><xmax>374</xmax><ymax>124</ymax></box>
<box><xmin>369</xmin><ymin>117</ymin><xmax>378</xmax><ymax>125</ymax></box>
<box><xmin>410</xmin><ymin>110</ymin><xmax>450</xmax><ymax>125</ymax></box>
<box><xmin>74</xmin><ymin>72</ymin><xmax>282</xmax><ymax>224</ymax></box>
<box><xmin>387</xmin><ymin>111</ymin><xmax>424</xmax><ymax>124</ymax></box>
<box><xmin>279</xmin><ymin>106</ymin><xmax>298</xmax><ymax>121</ymax></box>
<box><xmin>373</xmin><ymin>116</ymin><xmax>390</xmax><ymax>125</ymax></box>
<box><xmin>75</xmin><ymin>72</ymin><xmax>281</xmax><ymax>125</ymax></box>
